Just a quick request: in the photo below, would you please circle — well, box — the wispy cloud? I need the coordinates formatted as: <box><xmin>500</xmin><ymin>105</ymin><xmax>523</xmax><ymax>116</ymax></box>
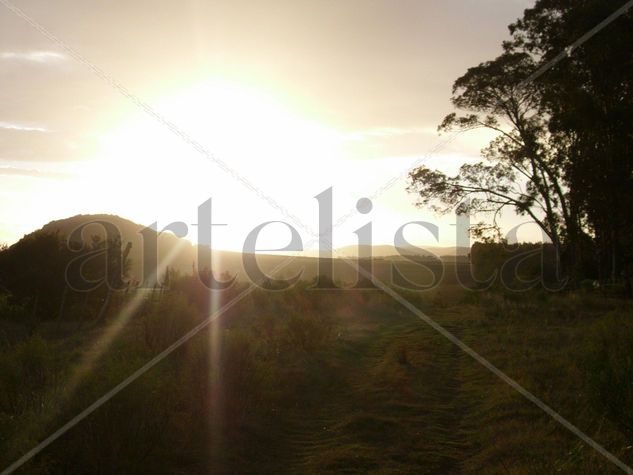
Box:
<box><xmin>0</xmin><ymin>50</ymin><xmax>68</xmax><ymax>64</ymax></box>
<box><xmin>0</xmin><ymin>166</ymin><xmax>70</xmax><ymax>179</ymax></box>
<box><xmin>0</xmin><ymin>121</ymin><xmax>49</xmax><ymax>132</ymax></box>
<box><xmin>0</xmin><ymin>126</ymin><xmax>97</xmax><ymax>162</ymax></box>
<box><xmin>344</xmin><ymin>126</ymin><xmax>437</xmax><ymax>142</ymax></box>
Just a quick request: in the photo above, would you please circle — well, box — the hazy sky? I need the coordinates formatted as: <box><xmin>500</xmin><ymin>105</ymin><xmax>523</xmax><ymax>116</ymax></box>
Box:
<box><xmin>0</xmin><ymin>0</ymin><xmax>538</xmax><ymax>250</ymax></box>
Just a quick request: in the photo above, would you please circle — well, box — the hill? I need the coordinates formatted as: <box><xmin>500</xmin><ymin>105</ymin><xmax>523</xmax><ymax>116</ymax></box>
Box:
<box><xmin>23</xmin><ymin>214</ymin><xmax>472</xmax><ymax>287</ymax></box>
<box><xmin>39</xmin><ymin>214</ymin><xmax>207</xmax><ymax>283</ymax></box>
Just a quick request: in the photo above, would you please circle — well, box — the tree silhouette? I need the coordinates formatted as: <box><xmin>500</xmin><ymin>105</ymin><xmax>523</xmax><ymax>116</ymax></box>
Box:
<box><xmin>506</xmin><ymin>0</ymin><xmax>633</xmax><ymax>291</ymax></box>
<box><xmin>409</xmin><ymin>52</ymin><xmax>573</xmax><ymax>273</ymax></box>
<box><xmin>409</xmin><ymin>0</ymin><xmax>633</xmax><ymax>291</ymax></box>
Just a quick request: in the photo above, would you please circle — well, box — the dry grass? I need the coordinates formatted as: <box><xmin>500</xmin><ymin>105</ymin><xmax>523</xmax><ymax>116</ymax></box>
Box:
<box><xmin>1</xmin><ymin>286</ymin><xmax>632</xmax><ymax>473</ymax></box>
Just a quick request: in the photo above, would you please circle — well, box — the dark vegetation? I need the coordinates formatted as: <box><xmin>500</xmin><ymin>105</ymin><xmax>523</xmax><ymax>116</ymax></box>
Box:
<box><xmin>408</xmin><ymin>0</ymin><xmax>633</xmax><ymax>294</ymax></box>
<box><xmin>1</xmin><ymin>232</ymin><xmax>633</xmax><ymax>473</ymax></box>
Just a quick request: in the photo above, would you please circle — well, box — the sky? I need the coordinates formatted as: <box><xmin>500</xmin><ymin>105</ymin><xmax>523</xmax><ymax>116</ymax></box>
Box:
<box><xmin>0</xmin><ymin>0</ymin><xmax>540</xmax><ymax>251</ymax></box>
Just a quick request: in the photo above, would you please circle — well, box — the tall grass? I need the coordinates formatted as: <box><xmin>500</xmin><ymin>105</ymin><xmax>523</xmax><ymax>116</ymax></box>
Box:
<box><xmin>0</xmin><ymin>283</ymin><xmax>632</xmax><ymax>473</ymax></box>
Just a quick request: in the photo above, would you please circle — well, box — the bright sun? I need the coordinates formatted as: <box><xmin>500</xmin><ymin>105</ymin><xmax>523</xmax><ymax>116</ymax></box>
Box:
<box><xmin>83</xmin><ymin>80</ymin><xmax>344</xmax><ymax>249</ymax></box>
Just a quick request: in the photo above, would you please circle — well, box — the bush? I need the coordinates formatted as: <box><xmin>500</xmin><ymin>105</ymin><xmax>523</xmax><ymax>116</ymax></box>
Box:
<box><xmin>0</xmin><ymin>335</ymin><xmax>63</xmax><ymax>415</ymax></box>
<box><xmin>141</xmin><ymin>293</ymin><xmax>200</xmax><ymax>353</ymax></box>
<box><xmin>284</xmin><ymin>312</ymin><xmax>334</xmax><ymax>356</ymax></box>
<box><xmin>0</xmin><ymin>294</ymin><xmax>30</xmax><ymax>322</ymax></box>
<box><xmin>582</xmin><ymin>312</ymin><xmax>633</xmax><ymax>437</ymax></box>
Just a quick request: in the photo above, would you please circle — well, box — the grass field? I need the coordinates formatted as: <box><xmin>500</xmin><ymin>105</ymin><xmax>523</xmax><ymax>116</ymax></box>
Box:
<box><xmin>1</xmin><ymin>284</ymin><xmax>633</xmax><ymax>473</ymax></box>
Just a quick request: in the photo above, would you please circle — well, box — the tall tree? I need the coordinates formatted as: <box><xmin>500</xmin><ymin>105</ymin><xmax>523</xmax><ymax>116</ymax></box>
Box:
<box><xmin>507</xmin><ymin>0</ymin><xmax>633</xmax><ymax>290</ymax></box>
<box><xmin>409</xmin><ymin>0</ymin><xmax>633</xmax><ymax>290</ymax></box>
<box><xmin>408</xmin><ymin>52</ymin><xmax>573</xmax><ymax>273</ymax></box>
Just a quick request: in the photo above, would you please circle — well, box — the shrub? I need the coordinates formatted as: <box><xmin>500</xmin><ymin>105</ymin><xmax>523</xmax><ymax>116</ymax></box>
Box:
<box><xmin>582</xmin><ymin>312</ymin><xmax>633</xmax><ymax>437</ymax></box>
<box><xmin>284</xmin><ymin>312</ymin><xmax>334</xmax><ymax>356</ymax></box>
<box><xmin>0</xmin><ymin>335</ymin><xmax>63</xmax><ymax>414</ymax></box>
<box><xmin>141</xmin><ymin>293</ymin><xmax>200</xmax><ymax>353</ymax></box>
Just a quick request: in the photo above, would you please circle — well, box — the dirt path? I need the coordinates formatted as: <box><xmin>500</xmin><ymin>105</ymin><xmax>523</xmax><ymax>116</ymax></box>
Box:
<box><xmin>276</xmin><ymin>307</ymin><xmax>473</xmax><ymax>474</ymax></box>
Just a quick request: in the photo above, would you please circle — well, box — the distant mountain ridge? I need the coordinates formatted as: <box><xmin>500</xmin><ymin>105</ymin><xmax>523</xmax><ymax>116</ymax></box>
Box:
<box><xmin>27</xmin><ymin>214</ymin><xmax>470</xmax><ymax>285</ymax></box>
<box><xmin>39</xmin><ymin>214</ymin><xmax>468</xmax><ymax>257</ymax></box>
<box><xmin>335</xmin><ymin>244</ymin><xmax>469</xmax><ymax>258</ymax></box>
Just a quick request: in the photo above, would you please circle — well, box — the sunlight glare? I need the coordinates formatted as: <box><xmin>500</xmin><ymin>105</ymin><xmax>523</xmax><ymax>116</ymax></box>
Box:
<box><xmin>86</xmin><ymin>80</ymin><xmax>344</xmax><ymax>249</ymax></box>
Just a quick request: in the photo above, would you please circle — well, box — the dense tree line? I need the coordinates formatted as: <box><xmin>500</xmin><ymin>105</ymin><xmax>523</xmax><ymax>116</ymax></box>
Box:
<box><xmin>408</xmin><ymin>0</ymin><xmax>633</xmax><ymax>294</ymax></box>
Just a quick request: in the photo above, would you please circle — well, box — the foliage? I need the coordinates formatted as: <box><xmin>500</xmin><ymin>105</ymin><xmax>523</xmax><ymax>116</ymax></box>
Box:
<box><xmin>141</xmin><ymin>293</ymin><xmax>200</xmax><ymax>353</ymax></box>
<box><xmin>0</xmin><ymin>231</ymin><xmax>133</xmax><ymax>322</ymax></box>
<box><xmin>0</xmin><ymin>336</ymin><xmax>63</xmax><ymax>415</ymax></box>
<box><xmin>409</xmin><ymin>0</ymin><xmax>633</xmax><ymax>292</ymax></box>
<box><xmin>408</xmin><ymin>51</ymin><xmax>571</xmax><ymax>252</ymax></box>
<box><xmin>470</xmin><ymin>241</ymin><xmax>562</xmax><ymax>289</ymax></box>
<box><xmin>509</xmin><ymin>0</ymin><xmax>633</xmax><ymax>289</ymax></box>
<box><xmin>0</xmin><ymin>282</ymin><xmax>631</xmax><ymax>472</ymax></box>
<box><xmin>582</xmin><ymin>313</ymin><xmax>633</xmax><ymax>438</ymax></box>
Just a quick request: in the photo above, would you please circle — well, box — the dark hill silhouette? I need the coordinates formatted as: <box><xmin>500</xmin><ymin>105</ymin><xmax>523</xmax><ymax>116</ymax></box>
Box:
<box><xmin>17</xmin><ymin>214</ymin><xmax>471</xmax><ymax>287</ymax></box>
<box><xmin>38</xmin><ymin>214</ymin><xmax>230</xmax><ymax>284</ymax></box>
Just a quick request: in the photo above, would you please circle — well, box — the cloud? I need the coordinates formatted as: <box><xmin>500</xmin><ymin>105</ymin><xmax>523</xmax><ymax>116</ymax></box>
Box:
<box><xmin>0</xmin><ymin>166</ymin><xmax>70</xmax><ymax>179</ymax></box>
<box><xmin>0</xmin><ymin>128</ymin><xmax>95</xmax><ymax>162</ymax></box>
<box><xmin>0</xmin><ymin>121</ymin><xmax>49</xmax><ymax>132</ymax></box>
<box><xmin>340</xmin><ymin>126</ymin><xmax>442</xmax><ymax>160</ymax></box>
<box><xmin>0</xmin><ymin>50</ymin><xmax>68</xmax><ymax>64</ymax></box>
<box><xmin>343</xmin><ymin>126</ymin><xmax>438</xmax><ymax>142</ymax></box>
